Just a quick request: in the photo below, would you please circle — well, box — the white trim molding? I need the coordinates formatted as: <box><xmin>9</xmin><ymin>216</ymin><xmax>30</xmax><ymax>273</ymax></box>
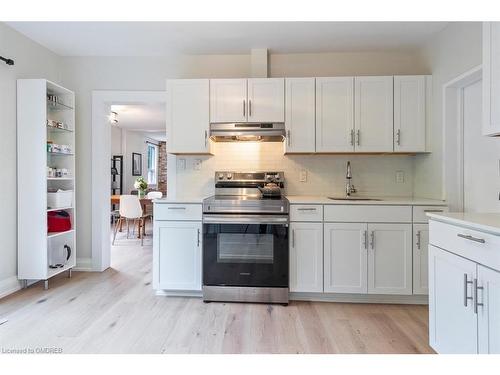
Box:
<box><xmin>0</xmin><ymin>276</ymin><xmax>22</xmax><ymax>300</ymax></box>
<box><xmin>74</xmin><ymin>257</ymin><xmax>93</xmax><ymax>272</ymax></box>
<box><xmin>91</xmin><ymin>91</ymin><xmax>166</xmax><ymax>272</ymax></box>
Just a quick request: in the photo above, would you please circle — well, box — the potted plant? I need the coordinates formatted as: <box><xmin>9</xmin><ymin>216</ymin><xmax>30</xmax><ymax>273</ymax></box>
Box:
<box><xmin>134</xmin><ymin>177</ymin><xmax>148</xmax><ymax>198</ymax></box>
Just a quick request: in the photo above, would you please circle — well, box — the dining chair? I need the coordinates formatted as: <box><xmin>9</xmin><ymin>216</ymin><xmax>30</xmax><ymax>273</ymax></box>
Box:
<box><xmin>113</xmin><ymin>195</ymin><xmax>150</xmax><ymax>246</ymax></box>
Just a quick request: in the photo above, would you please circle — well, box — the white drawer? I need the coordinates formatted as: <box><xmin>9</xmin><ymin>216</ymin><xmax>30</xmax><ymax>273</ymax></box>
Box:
<box><xmin>429</xmin><ymin>220</ymin><xmax>500</xmax><ymax>271</ymax></box>
<box><xmin>290</xmin><ymin>205</ymin><xmax>323</xmax><ymax>222</ymax></box>
<box><xmin>413</xmin><ymin>205</ymin><xmax>448</xmax><ymax>223</ymax></box>
<box><xmin>324</xmin><ymin>205</ymin><xmax>411</xmax><ymax>223</ymax></box>
<box><xmin>154</xmin><ymin>204</ymin><xmax>202</xmax><ymax>221</ymax></box>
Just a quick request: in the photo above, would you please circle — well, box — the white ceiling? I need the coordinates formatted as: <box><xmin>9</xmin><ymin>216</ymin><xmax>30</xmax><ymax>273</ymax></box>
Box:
<box><xmin>6</xmin><ymin>22</ymin><xmax>449</xmax><ymax>56</ymax></box>
<box><xmin>111</xmin><ymin>103</ymin><xmax>165</xmax><ymax>135</ymax></box>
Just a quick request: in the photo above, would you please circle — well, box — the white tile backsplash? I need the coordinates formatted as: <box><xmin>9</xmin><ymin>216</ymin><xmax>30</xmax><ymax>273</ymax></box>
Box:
<box><xmin>173</xmin><ymin>142</ymin><xmax>415</xmax><ymax>198</ymax></box>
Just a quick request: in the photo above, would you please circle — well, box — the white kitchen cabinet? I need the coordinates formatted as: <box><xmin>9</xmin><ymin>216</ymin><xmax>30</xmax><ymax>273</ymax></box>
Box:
<box><xmin>315</xmin><ymin>77</ymin><xmax>355</xmax><ymax>152</ymax></box>
<box><xmin>412</xmin><ymin>224</ymin><xmax>429</xmax><ymax>295</ymax></box>
<box><xmin>247</xmin><ymin>78</ymin><xmax>284</xmax><ymax>123</ymax></box>
<box><xmin>284</xmin><ymin>78</ymin><xmax>316</xmax><ymax>153</ymax></box>
<box><xmin>166</xmin><ymin>79</ymin><xmax>211</xmax><ymax>154</ymax></box>
<box><xmin>155</xmin><ymin>221</ymin><xmax>202</xmax><ymax>291</ymax></box>
<box><xmin>209</xmin><ymin>79</ymin><xmax>247</xmax><ymax>123</ymax></box>
<box><xmin>394</xmin><ymin>75</ymin><xmax>427</xmax><ymax>152</ymax></box>
<box><xmin>429</xmin><ymin>245</ymin><xmax>478</xmax><ymax>354</ymax></box>
<box><xmin>367</xmin><ymin>223</ymin><xmax>412</xmax><ymax>295</ymax></box>
<box><xmin>290</xmin><ymin>222</ymin><xmax>323</xmax><ymax>293</ymax></box>
<box><xmin>478</xmin><ymin>265</ymin><xmax>500</xmax><ymax>354</ymax></box>
<box><xmin>354</xmin><ymin>76</ymin><xmax>394</xmax><ymax>152</ymax></box>
<box><xmin>324</xmin><ymin>223</ymin><xmax>368</xmax><ymax>294</ymax></box>
<box><xmin>482</xmin><ymin>22</ymin><xmax>500</xmax><ymax>136</ymax></box>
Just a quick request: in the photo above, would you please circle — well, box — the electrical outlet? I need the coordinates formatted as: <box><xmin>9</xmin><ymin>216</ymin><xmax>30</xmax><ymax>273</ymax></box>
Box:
<box><xmin>299</xmin><ymin>169</ymin><xmax>307</xmax><ymax>182</ymax></box>
<box><xmin>177</xmin><ymin>158</ymin><xmax>186</xmax><ymax>170</ymax></box>
<box><xmin>193</xmin><ymin>159</ymin><xmax>202</xmax><ymax>170</ymax></box>
<box><xmin>396</xmin><ymin>171</ymin><xmax>405</xmax><ymax>184</ymax></box>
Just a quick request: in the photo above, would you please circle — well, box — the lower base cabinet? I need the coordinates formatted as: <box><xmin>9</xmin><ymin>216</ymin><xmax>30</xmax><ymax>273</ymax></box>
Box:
<box><xmin>155</xmin><ymin>220</ymin><xmax>202</xmax><ymax>291</ymax></box>
<box><xmin>289</xmin><ymin>222</ymin><xmax>323</xmax><ymax>293</ymax></box>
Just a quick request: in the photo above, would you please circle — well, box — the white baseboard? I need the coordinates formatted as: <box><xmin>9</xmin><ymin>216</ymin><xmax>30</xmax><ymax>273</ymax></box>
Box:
<box><xmin>155</xmin><ymin>290</ymin><xmax>203</xmax><ymax>298</ymax></box>
<box><xmin>289</xmin><ymin>292</ymin><xmax>428</xmax><ymax>305</ymax></box>
<box><xmin>0</xmin><ymin>276</ymin><xmax>22</xmax><ymax>300</ymax></box>
<box><xmin>74</xmin><ymin>257</ymin><xmax>93</xmax><ymax>272</ymax></box>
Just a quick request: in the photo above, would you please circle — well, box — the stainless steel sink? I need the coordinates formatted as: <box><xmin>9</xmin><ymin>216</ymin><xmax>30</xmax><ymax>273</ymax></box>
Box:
<box><xmin>327</xmin><ymin>197</ymin><xmax>383</xmax><ymax>201</ymax></box>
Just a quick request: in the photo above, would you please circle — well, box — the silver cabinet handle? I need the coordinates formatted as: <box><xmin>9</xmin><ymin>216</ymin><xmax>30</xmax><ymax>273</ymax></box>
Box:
<box><xmin>204</xmin><ymin>130</ymin><xmax>208</xmax><ymax>147</ymax></box>
<box><xmin>356</xmin><ymin>129</ymin><xmax>360</xmax><ymax>146</ymax></box>
<box><xmin>416</xmin><ymin>231</ymin><xmax>421</xmax><ymax>250</ymax></box>
<box><xmin>370</xmin><ymin>231</ymin><xmax>375</xmax><ymax>249</ymax></box>
<box><xmin>197</xmin><ymin>228</ymin><xmax>200</xmax><ymax>247</ymax></box>
<box><xmin>363</xmin><ymin>230</ymin><xmax>368</xmax><ymax>250</ymax></box>
<box><xmin>243</xmin><ymin>99</ymin><xmax>246</xmax><ymax>117</ymax></box>
<box><xmin>424</xmin><ymin>209</ymin><xmax>444</xmax><ymax>213</ymax></box>
<box><xmin>474</xmin><ymin>278</ymin><xmax>484</xmax><ymax>314</ymax></box>
<box><xmin>291</xmin><ymin>229</ymin><xmax>295</xmax><ymax>248</ymax></box>
<box><xmin>297</xmin><ymin>207</ymin><xmax>316</xmax><ymax>211</ymax></box>
<box><xmin>350</xmin><ymin>129</ymin><xmax>355</xmax><ymax>146</ymax></box>
<box><xmin>249</xmin><ymin>99</ymin><xmax>252</xmax><ymax>117</ymax></box>
<box><xmin>287</xmin><ymin>130</ymin><xmax>291</xmax><ymax>146</ymax></box>
<box><xmin>457</xmin><ymin>233</ymin><xmax>486</xmax><ymax>244</ymax></box>
<box><xmin>396</xmin><ymin>129</ymin><xmax>401</xmax><ymax>146</ymax></box>
<box><xmin>167</xmin><ymin>206</ymin><xmax>186</xmax><ymax>210</ymax></box>
<box><xmin>464</xmin><ymin>273</ymin><xmax>473</xmax><ymax>307</ymax></box>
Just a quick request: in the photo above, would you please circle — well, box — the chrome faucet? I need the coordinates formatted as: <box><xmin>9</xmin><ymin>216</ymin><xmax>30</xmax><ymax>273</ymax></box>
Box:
<box><xmin>345</xmin><ymin>161</ymin><xmax>357</xmax><ymax>197</ymax></box>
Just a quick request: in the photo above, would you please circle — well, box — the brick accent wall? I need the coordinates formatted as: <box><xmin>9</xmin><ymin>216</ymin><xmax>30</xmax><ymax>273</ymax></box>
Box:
<box><xmin>157</xmin><ymin>141</ymin><xmax>167</xmax><ymax>195</ymax></box>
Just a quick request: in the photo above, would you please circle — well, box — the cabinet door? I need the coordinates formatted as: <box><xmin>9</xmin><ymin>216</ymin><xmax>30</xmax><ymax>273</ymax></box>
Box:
<box><xmin>290</xmin><ymin>222</ymin><xmax>323</xmax><ymax>293</ymax></box>
<box><xmin>483</xmin><ymin>22</ymin><xmax>500</xmax><ymax>136</ymax></box>
<box><xmin>166</xmin><ymin>79</ymin><xmax>210</xmax><ymax>154</ymax></box>
<box><xmin>367</xmin><ymin>223</ymin><xmax>412</xmax><ymax>295</ymax></box>
<box><xmin>413</xmin><ymin>224</ymin><xmax>429</xmax><ymax>295</ymax></box>
<box><xmin>354</xmin><ymin>76</ymin><xmax>394</xmax><ymax>152</ymax></box>
<box><xmin>156</xmin><ymin>221</ymin><xmax>202</xmax><ymax>291</ymax></box>
<box><xmin>478</xmin><ymin>265</ymin><xmax>500</xmax><ymax>354</ymax></box>
<box><xmin>247</xmin><ymin>78</ymin><xmax>285</xmax><ymax>122</ymax></box>
<box><xmin>315</xmin><ymin>77</ymin><xmax>355</xmax><ymax>152</ymax></box>
<box><xmin>429</xmin><ymin>245</ymin><xmax>478</xmax><ymax>353</ymax></box>
<box><xmin>285</xmin><ymin>78</ymin><xmax>316</xmax><ymax>153</ymax></box>
<box><xmin>210</xmin><ymin>79</ymin><xmax>247</xmax><ymax>123</ymax></box>
<box><xmin>324</xmin><ymin>223</ymin><xmax>368</xmax><ymax>294</ymax></box>
<box><xmin>394</xmin><ymin>75</ymin><xmax>427</xmax><ymax>152</ymax></box>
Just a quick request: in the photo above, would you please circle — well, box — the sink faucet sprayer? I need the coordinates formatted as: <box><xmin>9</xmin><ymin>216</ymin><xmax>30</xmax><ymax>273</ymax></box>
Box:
<box><xmin>345</xmin><ymin>161</ymin><xmax>357</xmax><ymax>197</ymax></box>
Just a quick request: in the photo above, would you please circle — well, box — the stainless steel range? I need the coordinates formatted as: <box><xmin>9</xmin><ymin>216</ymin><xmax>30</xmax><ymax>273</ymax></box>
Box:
<box><xmin>202</xmin><ymin>171</ymin><xmax>289</xmax><ymax>305</ymax></box>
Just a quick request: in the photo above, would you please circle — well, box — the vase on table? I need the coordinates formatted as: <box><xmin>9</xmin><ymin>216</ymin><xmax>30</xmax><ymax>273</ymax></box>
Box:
<box><xmin>138</xmin><ymin>189</ymin><xmax>145</xmax><ymax>199</ymax></box>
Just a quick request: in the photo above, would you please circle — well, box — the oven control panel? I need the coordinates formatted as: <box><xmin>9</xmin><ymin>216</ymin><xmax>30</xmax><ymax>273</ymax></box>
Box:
<box><xmin>214</xmin><ymin>171</ymin><xmax>284</xmax><ymax>182</ymax></box>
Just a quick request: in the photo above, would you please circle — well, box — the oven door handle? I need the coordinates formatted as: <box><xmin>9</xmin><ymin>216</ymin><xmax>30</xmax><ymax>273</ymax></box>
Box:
<box><xmin>203</xmin><ymin>214</ymin><xmax>289</xmax><ymax>225</ymax></box>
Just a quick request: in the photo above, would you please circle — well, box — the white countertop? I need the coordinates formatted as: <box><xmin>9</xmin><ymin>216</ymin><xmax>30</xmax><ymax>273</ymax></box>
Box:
<box><xmin>427</xmin><ymin>212</ymin><xmax>500</xmax><ymax>235</ymax></box>
<box><xmin>285</xmin><ymin>195</ymin><xmax>447</xmax><ymax>206</ymax></box>
<box><xmin>153</xmin><ymin>197</ymin><xmax>204</xmax><ymax>204</ymax></box>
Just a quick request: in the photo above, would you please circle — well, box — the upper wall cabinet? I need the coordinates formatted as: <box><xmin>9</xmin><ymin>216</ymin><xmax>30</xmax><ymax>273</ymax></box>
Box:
<box><xmin>354</xmin><ymin>76</ymin><xmax>394</xmax><ymax>152</ymax></box>
<box><xmin>285</xmin><ymin>78</ymin><xmax>316</xmax><ymax>153</ymax></box>
<box><xmin>394</xmin><ymin>75</ymin><xmax>428</xmax><ymax>152</ymax></box>
<box><xmin>247</xmin><ymin>78</ymin><xmax>285</xmax><ymax>122</ymax></box>
<box><xmin>166</xmin><ymin>79</ymin><xmax>211</xmax><ymax>154</ymax></box>
<box><xmin>316</xmin><ymin>77</ymin><xmax>355</xmax><ymax>152</ymax></box>
<box><xmin>210</xmin><ymin>78</ymin><xmax>284</xmax><ymax>123</ymax></box>
<box><xmin>483</xmin><ymin>22</ymin><xmax>500</xmax><ymax>136</ymax></box>
<box><xmin>209</xmin><ymin>79</ymin><xmax>247</xmax><ymax>123</ymax></box>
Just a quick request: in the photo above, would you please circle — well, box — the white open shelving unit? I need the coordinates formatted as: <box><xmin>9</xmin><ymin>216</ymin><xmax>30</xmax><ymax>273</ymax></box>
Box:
<box><xmin>17</xmin><ymin>79</ymin><xmax>76</xmax><ymax>289</ymax></box>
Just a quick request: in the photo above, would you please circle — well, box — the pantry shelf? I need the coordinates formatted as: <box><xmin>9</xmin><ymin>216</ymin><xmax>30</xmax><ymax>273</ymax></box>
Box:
<box><xmin>47</xmin><ymin>229</ymin><xmax>75</xmax><ymax>239</ymax></box>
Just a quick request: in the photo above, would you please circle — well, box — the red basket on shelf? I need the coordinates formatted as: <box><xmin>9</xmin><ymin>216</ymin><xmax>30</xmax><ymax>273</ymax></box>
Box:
<box><xmin>47</xmin><ymin>210</ymin><xmax>72</xmax><ymax>233</ymax></box>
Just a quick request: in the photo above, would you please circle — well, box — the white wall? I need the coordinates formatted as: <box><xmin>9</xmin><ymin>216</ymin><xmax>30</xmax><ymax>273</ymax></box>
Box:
<box><xmin>111</xmin><ymin>126</ymin><xmax>122</xmax><ymax>155</ymax></box>
<box><xmin>122</xmin><ymin>129</ymin><xmax>149</xmax><ymax>193</ymax></box>
<box><xmin>414</xmin><ymin>22</ymin><xmax>483</xmax><ymax>200</ymax></box>
<box><xmin>0</xmin><ymin>23</ymin><xmax>61</xmax><ymax>295</ymax></box>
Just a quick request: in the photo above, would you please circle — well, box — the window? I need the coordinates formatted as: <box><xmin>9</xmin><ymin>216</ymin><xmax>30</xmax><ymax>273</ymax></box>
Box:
<box><xmin>146</xmin><ymin>142</ymin><xmax>158</xmax><ymax>186</ymax></box>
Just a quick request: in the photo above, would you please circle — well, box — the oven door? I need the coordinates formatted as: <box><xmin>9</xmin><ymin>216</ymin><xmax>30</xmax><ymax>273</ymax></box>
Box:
<box><xmin>203</xmin><ymin>214</ymin><xmax>289</xmax><ymax>288</ymax></box>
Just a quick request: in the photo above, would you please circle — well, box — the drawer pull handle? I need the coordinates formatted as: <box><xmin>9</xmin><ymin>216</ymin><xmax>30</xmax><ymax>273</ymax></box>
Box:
<box><xmin>457</xmin><ymin>233</ymin><xmax>486</xmax><ymax>244</ymax></box>
<box><xmin>168</xmin><ymin>207</ymin><xmax>187</xmax><ymax>210</ymax></box>
<box><xmin>464</xmin><ymin>274</ymin><xmax>473</xmax><ymax>307</ymax></box>
<box><xmin>424</xmin><ymin>209</ymin><xmax>444</xmax><ymax>213</ymax></box>
<box><xmin>297</xmin><ymin>208</ymin><xmax>317</xmax><ymax>211</ymax></box>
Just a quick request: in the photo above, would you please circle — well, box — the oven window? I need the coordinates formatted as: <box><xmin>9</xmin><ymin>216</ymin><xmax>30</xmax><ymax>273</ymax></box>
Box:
<box><xmin>217</xmin><ymin>233</ymin><xmax>274</xmax><ymax>263</ymax></box>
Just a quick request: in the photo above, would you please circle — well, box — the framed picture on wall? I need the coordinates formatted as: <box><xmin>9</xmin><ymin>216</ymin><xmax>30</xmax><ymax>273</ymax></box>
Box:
<box><xmin>132</xmin><ymin>153</ymin><xmax>142</xmax><ymax>176</ymax></box>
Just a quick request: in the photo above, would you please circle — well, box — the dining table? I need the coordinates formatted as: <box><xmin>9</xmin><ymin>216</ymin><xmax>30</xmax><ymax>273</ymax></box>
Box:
<box><xmin>111</xmin><ymin>194</ymin><xmax>153</xmax><ymax>238</ymax></box>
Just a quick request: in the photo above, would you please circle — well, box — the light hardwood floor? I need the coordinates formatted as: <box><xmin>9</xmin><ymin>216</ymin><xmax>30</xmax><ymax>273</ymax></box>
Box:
<box><xmin>0</xmin><ymin>225</ymin><xmax>434</xmax><ymax>354</ymax></box>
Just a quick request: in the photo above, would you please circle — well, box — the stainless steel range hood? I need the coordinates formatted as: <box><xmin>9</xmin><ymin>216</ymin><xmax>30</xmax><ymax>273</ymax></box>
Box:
<box><xmin>209</xmin><ymin>123</ymin><xmax>285</xmax><ymax>142</ymax></box>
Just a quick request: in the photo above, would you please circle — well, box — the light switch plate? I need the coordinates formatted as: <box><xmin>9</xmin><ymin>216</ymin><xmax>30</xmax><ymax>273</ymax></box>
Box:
<box><xmin>396</xmin><ymin>171</ymin><xmax>405</xmax><ymax>184</ymax></box>
<box><xmin>299</xmin><ymin>169</ymin><xmax>307</xmax><ymax>182</ymax></box>
<box><xmin>177</xmin><ymin>158</ymin><xmax>186</xmax><ymax>170</ymax></box>
<box><xmin>193</xmin><ymin>159</ymin><xmax>202</xmax><ymax>170</ymax></box>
